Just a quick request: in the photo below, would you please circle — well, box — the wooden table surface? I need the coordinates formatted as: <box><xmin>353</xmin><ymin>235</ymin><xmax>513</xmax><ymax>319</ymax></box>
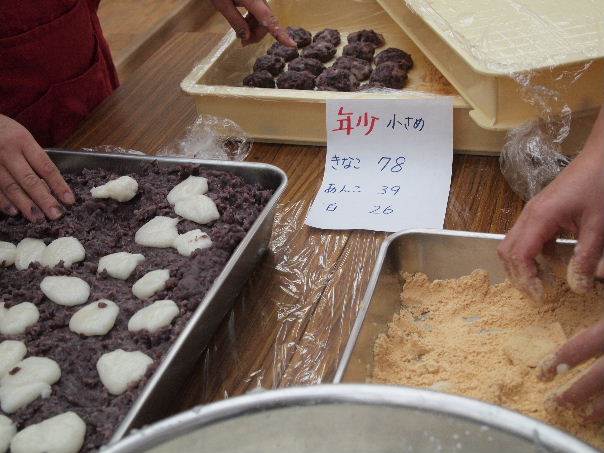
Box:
<box><xmin>65</xmin><ymin>32</ymin><xmax>525</xmax><ymax>419</ymax></box>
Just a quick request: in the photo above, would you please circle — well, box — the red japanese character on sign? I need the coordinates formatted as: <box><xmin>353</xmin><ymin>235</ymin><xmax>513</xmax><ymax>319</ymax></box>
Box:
<box><xmin>356</xmin><ymin>112</ymin><xmax>380</xmax><ymax>135</ymax></box>
<box><xmin>332</xmin><ymin>106</ymin><xmax>354</xmax><ymax>135</ymax></box>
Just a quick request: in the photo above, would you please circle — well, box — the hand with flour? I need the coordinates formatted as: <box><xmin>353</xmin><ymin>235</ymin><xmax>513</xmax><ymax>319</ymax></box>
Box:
<box><xmin>498</xmin><ymin>105</ymin><xmax>604</xmax><ymax>421</ymax></box>
<box><xmin>211</xmin><ymin>0</ymin><xmax>296</xmax><ymax>47</ymax></box>
<box><xmin>497</xmin><ymin>105</ymin><xmax>604</xmax><ymax>300</ymax></box>
<box><xmin>539</xmin><ymin>319</ymin><xmax>604</xmax><ymax>423</ymax></box>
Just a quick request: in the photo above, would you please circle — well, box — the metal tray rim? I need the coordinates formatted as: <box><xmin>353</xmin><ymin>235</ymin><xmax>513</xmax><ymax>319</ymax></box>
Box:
<box><xmin>102</xmin><ymin>384</ymin><xmax>598</xmax><ymax>453</ymax></box>
<box><xmin>48</xmin><ymin>148</ymin><xmax>288</xmax><ymax>178</ymax></box>
<box><xmin>47</xmin><ymin>149</ymin><xmax>288</xmax><ymax>443</ymax></box>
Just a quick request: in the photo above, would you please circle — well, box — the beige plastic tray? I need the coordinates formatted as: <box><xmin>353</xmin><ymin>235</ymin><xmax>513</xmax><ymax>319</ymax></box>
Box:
<box><xmin>378</xmin><ymin>0</ymin><xmax>604</xmax><ymax>131</ymax></box>
<box><xmin>182</xmin><ymin>0</ymin><xmax>512</xmax><ymax>155</ymax></box>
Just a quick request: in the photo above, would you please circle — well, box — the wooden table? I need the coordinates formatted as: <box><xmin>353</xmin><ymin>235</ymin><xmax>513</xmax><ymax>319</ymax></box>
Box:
<box><xmin>65</xmin><ymin>32</ymin><xmax>525</xmax><ymax>417</ymax></box>
<box><xmin>99</xmin><ymin>0</ymin><xmax>216</xmax><ymax>81</ymax></box>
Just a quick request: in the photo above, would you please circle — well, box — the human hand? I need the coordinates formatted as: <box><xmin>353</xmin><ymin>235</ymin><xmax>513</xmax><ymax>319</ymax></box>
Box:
<box><xmin>497</xmin><ymin>106</ymin><xmax>604</xmax><ymax>300</ymax></box>
<box><xmin>539</xmin><ymin>319</ymin><xmax>604</xmax><ymax>422</ymax></box>
<box><xmin>0</xmin><ymin>114</ymin><xmax>74</xmax><ymax>222</ymax></box>
<box><xmin>211</xmin><ymin>0</ymin><xmax>296</xmax><ymax>47</ymax></box>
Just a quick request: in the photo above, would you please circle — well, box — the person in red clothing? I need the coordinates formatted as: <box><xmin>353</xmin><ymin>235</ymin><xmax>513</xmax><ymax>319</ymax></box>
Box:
<box><xmin>0</xmin><ymin>0</ymin><xmax>294</xmax><ymax>222</ymax></box>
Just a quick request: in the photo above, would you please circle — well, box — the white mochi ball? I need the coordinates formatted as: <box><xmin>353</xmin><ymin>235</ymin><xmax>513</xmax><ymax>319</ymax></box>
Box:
<box><xmin>134</xmin><ymin>216</ymin><xmax>179</xmax><ymax>248</ymax></box>
<box><xmin>0</xmin><ymin>415</ymin><xmax>16</xmax><ymax>453</ymax></box>
<box><xmin>0</xmin><ymin>242</ymin><xmax>16</xmax><ymax>267</ymax></box>
<box><xmin>15</xmin><ymin>238</ymin><xmax>46</xmax><ymax>271</ymax></box>
<box><xmin>173</xmin><ymin>229</ymin><xmax>212</xmax><ymax>257</ymax></box>
<box><xmin>128</xmin><ymin>300</ymin><xmax>179</xmax><ymax>333</ymax></box>
<box><xmin>41</xmin><ymin>237</ymin><xmax>85</xmax><ymax>268</ymax></box>
<box><xmin>96</xmin><ymin>350</ymin><xmax>153</xmax><ymax>395</ymax></box>
<box><xmin>0</xmin><ymin>382</ymin><xmax>51</xmax><ymax>414</ymax></box>
<box><xmin>0</xmin><ymin>357</ymin><xmax>61</xmax><ymax>388</ymax></box>
<box><xmin>91</xmin><ymin>176</ymin><xmax>139</xmax><ymax>202</ymax></box>
<box><xmin>132</xmin><ymin>270</ymin><xmax>170</xmax><ymax>300</ymax></box>
<box><xmin>97</xmin><ymin>252</ymin><xmax>145</xmax><ymax>280</ymax></box>
<box><xmin>0</xmin><ymin>357</ymin><xmax>61</xmax><ymax>413</ymax></box>
<box><xmin>167</xmin><ymin>176</ymin><xmax>208</xmax><ymax>205</ymax></box>
<box><xmin>0</xmin><ymin>341</ymin><xmax>27</xmax><ymax>379</ymax></box>
<box><xmin>10</xmin><ymin>412</ymin><xmax>86</xmax><ymax>453</ymax></box>
<box><xmin>174</xmin><ymin>195</ymin><xmax>220</xmax><ymax>225</ymax></box>
<box><xmin>0</xmin><ymin>302</ymin><xmax>39</xmax><ymax>336</ymax></box>
<box><xmin>69</xmin><ymin>300</ymin><xmax>119</xmax><ymax>337</ymax></box>
<box><xmin>40</xmin><ymin>276</ymin><xmax>90</xmax><ymax>306</ymax></box>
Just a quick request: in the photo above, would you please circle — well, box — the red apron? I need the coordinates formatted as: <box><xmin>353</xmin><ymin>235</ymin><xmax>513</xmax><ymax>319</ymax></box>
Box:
<box><xmin>0</xmin><ymin>0</ymin><xmax>118</xmax><ymax>146</ymax></box>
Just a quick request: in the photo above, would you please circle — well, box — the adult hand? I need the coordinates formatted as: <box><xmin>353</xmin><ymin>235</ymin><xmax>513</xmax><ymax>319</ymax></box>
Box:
<box><xmin>211</xmin><ymin>0</ymin><xmax>296</xmax><ymax>47</ymax></box>
<box><xmin>0</xmin><ymin>114</ymin><xmax>74</xmax><ymax>221</ymax></box>
<box><xmin>540</xmin><ymin>319</ymin><xmax>604</xmax><ymax>422</ymax></box>
<box><xmin>497</xmin><ymin>105</ymin><xmax>604</xmax><ymax>300</ymax></box>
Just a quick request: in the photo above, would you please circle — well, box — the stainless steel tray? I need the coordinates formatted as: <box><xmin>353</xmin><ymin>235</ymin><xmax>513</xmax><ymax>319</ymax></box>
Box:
<box><xmin>333</xmin><ymin>230</ymin><xmax>592</xmax><ymax>449</ymax></box>
<box><xmin>334</xmin><ymin>229</ymin><xmax>574</xmax><ymax>383</ymax></box>
<box><xmin>47</xmin><ymin>149</ymin><xmax>288</xmax><ymax>443</ymax></box>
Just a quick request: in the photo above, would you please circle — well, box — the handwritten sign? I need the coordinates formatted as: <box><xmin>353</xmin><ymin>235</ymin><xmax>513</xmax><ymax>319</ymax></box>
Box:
<box><xmin>305</xmin><ymin>99</ymin><xmax>453</xmax><ymax>232</ymax></box>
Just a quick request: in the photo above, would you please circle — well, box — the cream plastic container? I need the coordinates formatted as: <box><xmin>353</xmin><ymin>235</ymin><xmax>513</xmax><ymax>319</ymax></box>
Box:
<box><xmin>181</xmin><ymin>0</ymin><xmax>511</xmax><ymax>155</ymax></box>
<box><xmin>377</xmin><ymin>0</ymin><xmax>604</xmax><ymax>131</ymax></box>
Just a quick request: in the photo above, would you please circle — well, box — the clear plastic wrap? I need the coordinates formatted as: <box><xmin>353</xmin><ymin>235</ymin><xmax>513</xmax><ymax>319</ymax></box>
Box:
<box><xmin>157</xmin><ymin>115</ymin><xmax>251</xmax><ymax>161</ymax></box>
<box><xmin>499</xmin><ymin>62</ymin><xmax>593</xmax><ymax>200</ymax></box>
<box><xmin>84</xmin><ymin>114</ymin><xmax>251</xmax><ymax>161</ymax></box>
<box><xmin>190</xmin><ymin>200</ymin><xmax>385</xmax><ymax>398</ymax></box>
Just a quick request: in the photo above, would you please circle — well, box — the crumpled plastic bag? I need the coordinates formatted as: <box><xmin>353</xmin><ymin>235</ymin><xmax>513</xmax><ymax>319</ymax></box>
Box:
<box><xmin>500</xmin><ymin>119</ymin><xmax>570</xmax><ymax>200</ymax></box>
<box><xmin>498</xmin><ymin>66</ymin><xmax>592</xmax><ymax>201</ymax></box>
<box><xmin>84</xmin><ymin>115</ymin><xmax>251</xmax><ymax>161</ymax></box>
<box><xmin>158</xmin><ymin>115</ymin><xmax>251</xmax><ymax>161</ymax></box>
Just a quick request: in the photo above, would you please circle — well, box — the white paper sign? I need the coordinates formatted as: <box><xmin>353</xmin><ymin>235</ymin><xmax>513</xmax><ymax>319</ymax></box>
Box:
<box><xmin>305</xmin><ymin>99</ymin><xmax>453</xmax><ymax>232</ymax></box>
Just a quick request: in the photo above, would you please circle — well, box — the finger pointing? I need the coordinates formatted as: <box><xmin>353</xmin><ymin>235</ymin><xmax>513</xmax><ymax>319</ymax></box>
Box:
<box><xmin>212</xmin><ymin>0</ymin><xmax>251</xmax><ymax>40</ymax></box>
<box><xmin>243</xmin><ymin>0</ymin><xmax>296</xmax><ymax>47</ymax></box>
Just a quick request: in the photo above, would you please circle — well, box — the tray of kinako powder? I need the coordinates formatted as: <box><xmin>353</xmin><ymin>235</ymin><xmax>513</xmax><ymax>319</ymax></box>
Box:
<box><xmin>0</xmin><ymin>149</ymin><xmax>287</xmax><ymax>452</ymax></box>
<box><xmin>181</xmin><ymin>0</ymin><xmax>512</xmax><ymax>155</ymax></box>
<box><xmin>335</xmin><ymin>230</ymin><xmax>604</xmax><ymax>451</ymax></box>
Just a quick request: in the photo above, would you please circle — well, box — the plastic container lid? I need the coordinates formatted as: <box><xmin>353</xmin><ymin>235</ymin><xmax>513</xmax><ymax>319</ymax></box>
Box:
<box><xmin>404</xmin><ymin>0</ymin><xmax>604</xmax><ymax>74</ymax></box>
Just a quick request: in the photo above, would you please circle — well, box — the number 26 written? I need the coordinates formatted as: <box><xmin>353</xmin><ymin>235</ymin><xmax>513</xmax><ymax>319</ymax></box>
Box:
<box><xmin>369</xmin><ymin>205</ymin><xmax>394</xmax><ymax>215</ymax></box>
